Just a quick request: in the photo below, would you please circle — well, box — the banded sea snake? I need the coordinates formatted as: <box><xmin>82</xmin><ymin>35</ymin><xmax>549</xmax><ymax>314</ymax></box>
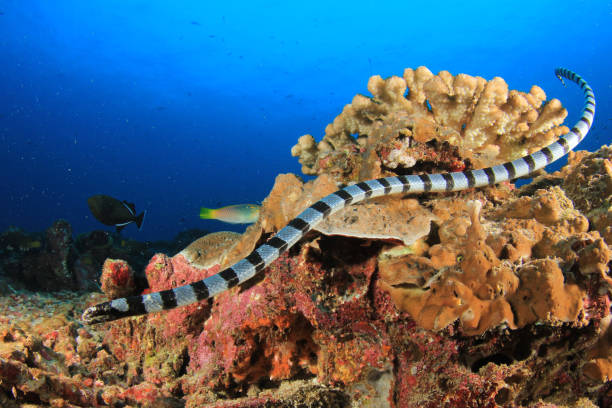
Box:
<box><xmin>83</xmin><ymin>68</ymin><xmax>596</xmax><ymax>325</ymax></box>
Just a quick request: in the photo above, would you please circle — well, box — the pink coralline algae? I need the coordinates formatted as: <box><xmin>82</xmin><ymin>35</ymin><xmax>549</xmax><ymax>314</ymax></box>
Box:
<box><xmin>144</xmin><ymin>252</ymin><xmax>219</xmax><ymax>337</ymax></box>
<box><xmin>100</xmin><ymin>258</ymin><xmax>137</xmax><ymax>299</ymax></box>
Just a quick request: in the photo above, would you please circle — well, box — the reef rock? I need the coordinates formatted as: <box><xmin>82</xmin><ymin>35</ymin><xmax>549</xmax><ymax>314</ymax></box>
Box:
<box><xmin>0</xmin><ymin>220</ymin><xmax>77</xmax><ymax>291</ymax></box>
<box><xmin>100</xmin><ymin>258</ymin><xmax>137</xmax><ymax>299</ymax></box>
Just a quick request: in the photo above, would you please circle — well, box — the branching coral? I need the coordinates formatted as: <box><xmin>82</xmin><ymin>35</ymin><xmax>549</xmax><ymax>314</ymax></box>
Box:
<box><xmin>292</xmin><ymin>66</ymin><xmax>568</xmax><ymax>183</ymax></box>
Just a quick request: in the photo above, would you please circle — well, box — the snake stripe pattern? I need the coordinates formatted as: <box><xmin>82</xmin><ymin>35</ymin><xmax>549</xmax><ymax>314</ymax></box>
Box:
<box><xmin>82</xmin><ymin>68</ymin><xmax>596</xmax><ymax>324</ymax></box>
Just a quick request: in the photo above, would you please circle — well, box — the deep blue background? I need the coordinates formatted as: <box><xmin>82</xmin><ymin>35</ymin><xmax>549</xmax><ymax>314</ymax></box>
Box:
<box><xmin>1</xmin><ymin>1</ymin><xmax>611</xmax><ymax>241</ymax></box>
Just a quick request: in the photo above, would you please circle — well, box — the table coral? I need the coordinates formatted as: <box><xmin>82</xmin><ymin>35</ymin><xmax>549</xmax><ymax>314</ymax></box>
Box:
<box><xmin>314</xmin><ymin>195</ymin><xmax>437</xmax><ymax>245</ymax></box>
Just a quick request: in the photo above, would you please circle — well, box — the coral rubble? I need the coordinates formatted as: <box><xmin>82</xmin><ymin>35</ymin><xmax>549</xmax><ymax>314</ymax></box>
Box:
<box><xmin>1</xmin><ymin>67</ymin><xmax>610</xmax><ymax>407</ymax></box>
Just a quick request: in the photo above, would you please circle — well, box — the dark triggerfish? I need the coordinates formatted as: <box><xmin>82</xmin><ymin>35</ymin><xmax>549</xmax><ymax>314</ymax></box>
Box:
<box><xmin>87</xmin><ymin>194</ymin><xmax>146</xmax><ymax>232</ymax></box>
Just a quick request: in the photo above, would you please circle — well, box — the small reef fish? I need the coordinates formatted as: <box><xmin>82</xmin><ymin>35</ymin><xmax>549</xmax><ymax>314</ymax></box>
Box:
<box><xmin>200</xmin><ymin>204</ymin><xmax>260</xmax><ymax>224</ymax></box>
<box><xmin>87</xmin><ymin>195</ymin><xmax>146</xmax><ymax>232</ymax></box>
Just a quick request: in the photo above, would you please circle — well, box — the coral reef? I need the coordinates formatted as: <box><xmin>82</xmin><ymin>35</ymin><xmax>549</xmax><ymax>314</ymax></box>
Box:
<box><xmin>4</xmin><ymin>145</ymin><xmax>610</xmax><ymax>407</ymax></box>
<box><xmin>1</xmin><ymin>67</ymin><xmax>610</xmax><ymax>407</ymax></box>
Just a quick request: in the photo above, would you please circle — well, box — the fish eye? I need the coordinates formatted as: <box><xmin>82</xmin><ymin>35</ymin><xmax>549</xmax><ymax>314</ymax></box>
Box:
<box><xmin>456</xmin><ymin>254</ymin><xmax>464</xmax><ymax>262</ymax></box>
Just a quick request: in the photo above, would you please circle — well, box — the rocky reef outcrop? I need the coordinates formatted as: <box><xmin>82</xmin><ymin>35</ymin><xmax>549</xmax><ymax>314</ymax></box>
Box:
<box><xmin>0</xmin><ymin>225</ymin><xmax>208</xmax><ymax>293</ymax></box>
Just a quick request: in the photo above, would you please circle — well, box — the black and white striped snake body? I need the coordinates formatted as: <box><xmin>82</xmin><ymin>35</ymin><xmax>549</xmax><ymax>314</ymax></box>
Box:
<box><xmin>82</xmin><ymin>68</ymin><xmax>596</xmax><ymax>324</ymax></box>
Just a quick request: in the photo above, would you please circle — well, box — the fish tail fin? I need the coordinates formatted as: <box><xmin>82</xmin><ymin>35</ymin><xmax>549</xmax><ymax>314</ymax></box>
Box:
<box><xmin>135</xmin><ymin>211</ymin><xmax>146</xmax><ymax>230</ymax></box>
<box><xmin>200</xmin><ymin>207</ymin><xmax>216</xmax><ymax>220</ymax></box>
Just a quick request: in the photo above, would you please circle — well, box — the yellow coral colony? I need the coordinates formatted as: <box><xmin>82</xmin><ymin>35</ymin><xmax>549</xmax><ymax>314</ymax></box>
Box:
<box><xmin>292</xmin><ymin>66</ymin><xmax>568</xmax><ymax>180</ymax></box>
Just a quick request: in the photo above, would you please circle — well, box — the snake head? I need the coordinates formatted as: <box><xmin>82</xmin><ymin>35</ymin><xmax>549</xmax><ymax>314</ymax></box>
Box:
<box><xmin>82</xmin><ymin>301</ymin><xmax>128</xmax><ymax>325</ymax></box>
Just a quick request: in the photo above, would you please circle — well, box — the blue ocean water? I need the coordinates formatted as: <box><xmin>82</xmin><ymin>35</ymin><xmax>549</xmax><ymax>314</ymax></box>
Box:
<box><xmin>1</xmin><ymin>1</ymin><xmax>610</xmax><ymax>242</ymax></box>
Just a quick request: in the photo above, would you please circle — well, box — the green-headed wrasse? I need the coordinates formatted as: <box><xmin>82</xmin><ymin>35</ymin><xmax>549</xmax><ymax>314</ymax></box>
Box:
<box><xmin>199</xmin><ymin>204</ymin><xmax>260</xmax><ymax>224</ymax></box>
<box><xmin>87</xmin><ymin>194</ymin><xmax>146</xmax><ymax>233</ymax></box>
